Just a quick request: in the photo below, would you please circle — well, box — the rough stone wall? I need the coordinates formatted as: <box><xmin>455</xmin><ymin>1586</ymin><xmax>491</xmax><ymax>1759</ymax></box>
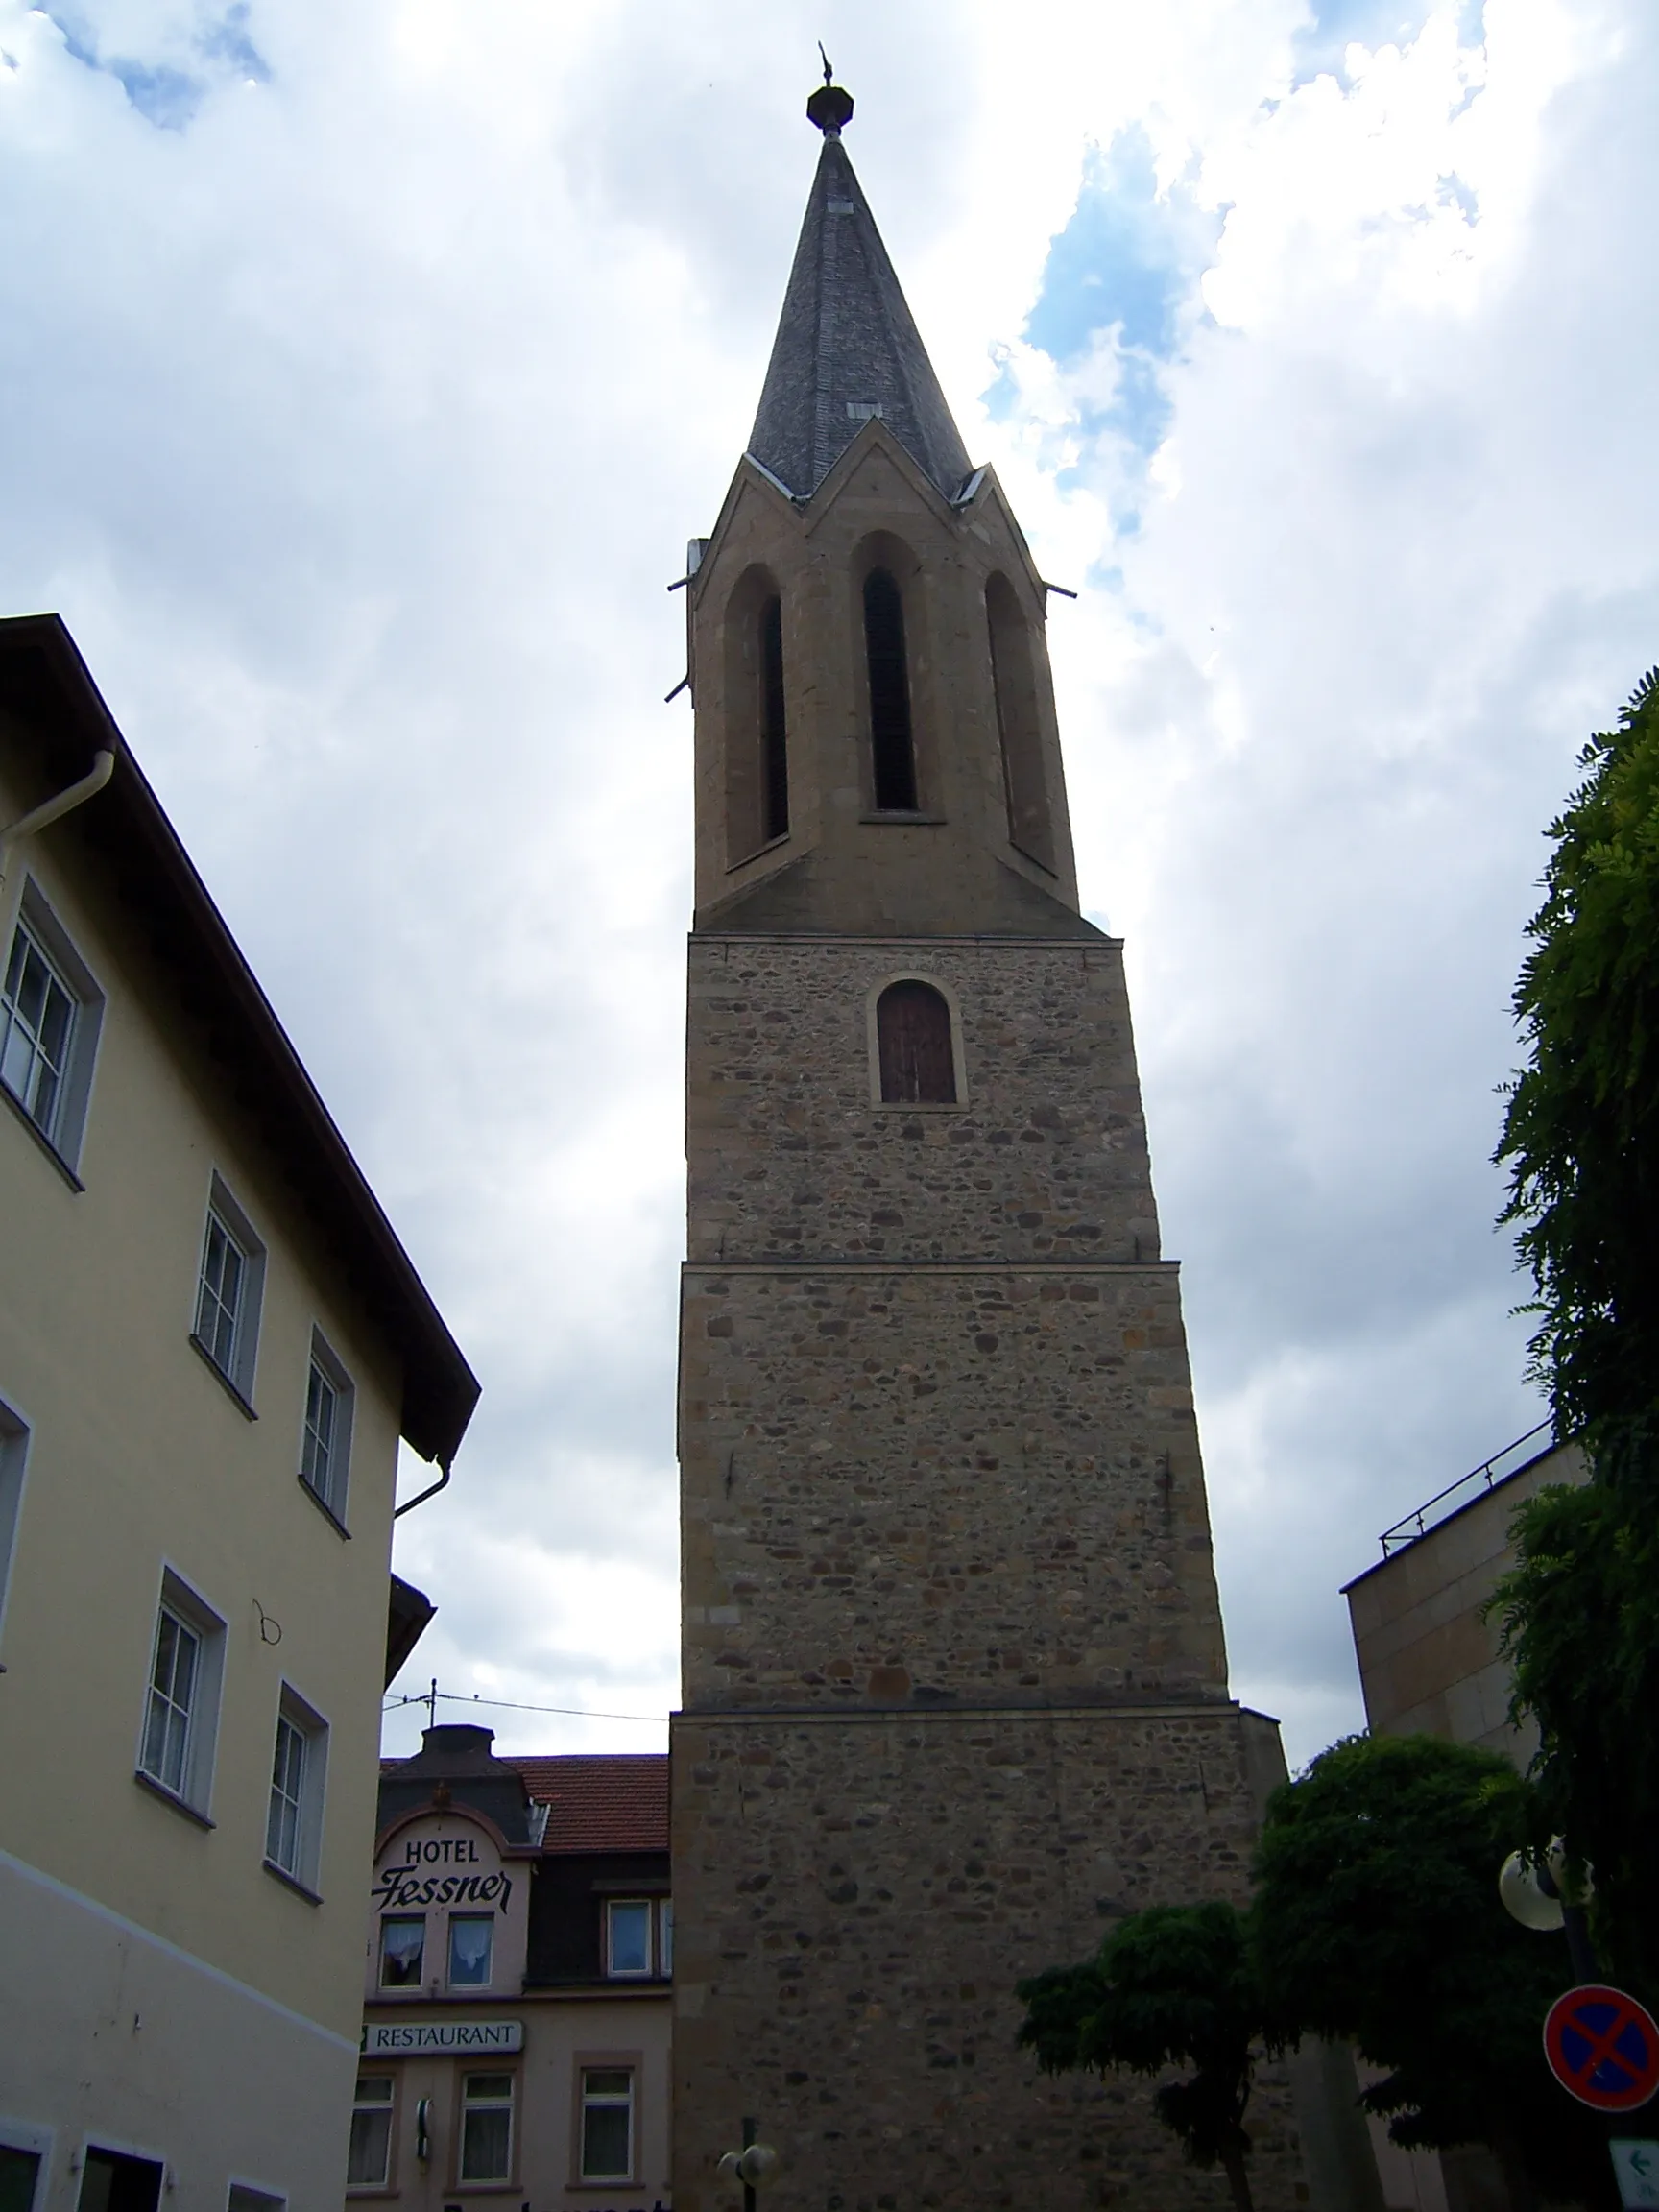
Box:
<box><xmin>670</xmin><ymin>1705</ymin><xmax>1310</xmax><ymax>2212</ymax></box>
<box><xmin>682</xmin><ymin>1261</ymin><xmax>1224</xmax><ymax>1708</ymax></box>
<box><xmin>687</xmin><ymin>936</ymin><xmax>1161</xmax><ymax>1267</ymax></box>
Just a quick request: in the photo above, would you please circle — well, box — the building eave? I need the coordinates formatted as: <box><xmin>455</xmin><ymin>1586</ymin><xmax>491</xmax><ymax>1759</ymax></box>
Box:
<box><xmin>0</xmin><ymin>612</ymin><xmax>479</xmax><ymax>1469</ymax></box>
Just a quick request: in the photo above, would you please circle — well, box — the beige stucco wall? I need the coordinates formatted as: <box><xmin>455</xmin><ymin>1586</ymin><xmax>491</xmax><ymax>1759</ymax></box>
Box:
<box><xmin>0</xmin><ymin>1853</ymin><xmax>356</xmax><ymax>2212</ymax></box>
<box><xmin>351</xmin><ymin>2001</ymin><xmax>672</xmax><ymax>2212</ymax></box>
<box><xmin>355</xmin><ymin>1809</ymin><xmax>672</xmax><ymax>2209</ymax></box>
<box><xmin>1344</xmin><ymin>1441</ymin><xmax>1587</xmax><ymax>1763</ymax></box>
<box><xmin>0</xmin><ymin>750</ymin><xmax>419</xmax><ymax>2201</ymax></box>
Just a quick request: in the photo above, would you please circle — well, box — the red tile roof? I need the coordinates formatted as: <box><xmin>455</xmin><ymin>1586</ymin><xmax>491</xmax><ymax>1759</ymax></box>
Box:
<box><xmin>504</xmin><ymin>1754</ymin><xmax>669</xmax><ymax>1854</ymax></box>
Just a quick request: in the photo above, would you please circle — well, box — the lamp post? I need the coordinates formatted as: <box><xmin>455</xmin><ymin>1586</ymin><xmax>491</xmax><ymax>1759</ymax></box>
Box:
<box><xmin>716</xmin><ymin>2119</ymin><xmax>780</xmax><ymax>2211</ymax></box>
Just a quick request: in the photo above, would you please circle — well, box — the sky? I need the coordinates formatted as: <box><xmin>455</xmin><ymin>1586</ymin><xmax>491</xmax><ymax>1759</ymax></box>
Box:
<box><xmin>1</xmin><ymin>0</ymin><xmax>1652</xmax><ymax>1771</ymax></box>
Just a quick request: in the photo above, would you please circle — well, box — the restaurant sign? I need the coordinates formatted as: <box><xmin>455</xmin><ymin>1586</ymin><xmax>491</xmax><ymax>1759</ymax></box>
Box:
<box><xmin>362</xmin><ymin>2019</ymin><xmax>523</xmax><ymax>2056</ymax></box>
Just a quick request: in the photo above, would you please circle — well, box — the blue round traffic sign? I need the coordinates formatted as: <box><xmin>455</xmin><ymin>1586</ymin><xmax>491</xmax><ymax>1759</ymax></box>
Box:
<box><xmin>1544</xmin><ymin>1985</ymin><xmax>1659</xmax><ymax>2113</ymax></box>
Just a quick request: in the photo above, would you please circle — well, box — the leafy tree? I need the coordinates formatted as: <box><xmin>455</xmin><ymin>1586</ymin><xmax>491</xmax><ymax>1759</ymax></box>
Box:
<box><xmin>1017</xmin><ymin>1901</ymin><xmax>1284</xmax><ymax>2212</ymax></box>
<box><xmin>1491</xmin><ymin>666</ymin><xmax>1659</xmax><ymax>1991</ymax></box>
<box><xmin>1496</xmin><ymin>666</ymin><xmax>1659</xmax><ymax>1430</ymax></box>
<box><xmin>1253</xmin><ymin>1734</ymin><xmax>1611</xmax><ymax>2210</ymax></box>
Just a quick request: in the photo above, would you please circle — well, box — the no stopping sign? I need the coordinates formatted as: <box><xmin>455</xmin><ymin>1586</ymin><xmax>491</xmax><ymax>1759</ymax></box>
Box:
<box><xmin>1544</xmin><ymin>1986</ymin><xmax>1659</xmax><ymax>2113</ymax></box>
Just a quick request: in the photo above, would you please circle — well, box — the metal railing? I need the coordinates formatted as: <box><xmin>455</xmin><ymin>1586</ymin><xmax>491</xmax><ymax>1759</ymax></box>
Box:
<box><xmin>1378</xmin><ymin>1419</ymin><xmax>1555</xmax><ymax>1557</ymax></box>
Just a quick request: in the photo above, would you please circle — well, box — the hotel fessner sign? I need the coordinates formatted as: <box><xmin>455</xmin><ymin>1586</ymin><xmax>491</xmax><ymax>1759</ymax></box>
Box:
<box><xmin>371</xmin><ymin>1831</ymin><xmax>514</xmax><ymax>1912</ymax></box>
<box><xmin>367</xmin><ymin>1821</ymin><xmax>519</xmax><ymax>2051</ymax></box>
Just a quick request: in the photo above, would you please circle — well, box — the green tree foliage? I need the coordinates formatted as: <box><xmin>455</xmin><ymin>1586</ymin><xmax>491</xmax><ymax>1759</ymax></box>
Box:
<box><xmin>1254</xmin><ymin>1735</ymin><xmax>1609</xmax><ymax>2209</ymax></box>
<box><xmin>1017</xmin><ymin>1901</ymin><xmax>1281</xmax><ymax>2212</ymax></box>
<box><xmin>1491</xmin><ymin>666</ymin><xmax>1659</xmax><ymax>1992</ymax></box>
<box><xmin>1489</xmin><ymin>1470</ymin><xmax>1659</xmax><ymax>1990</ymax></box>
<box><xmin>1497</xmin><ymin>668</ymin><xmax>1659</xmax><ymax>1430</ymax></box>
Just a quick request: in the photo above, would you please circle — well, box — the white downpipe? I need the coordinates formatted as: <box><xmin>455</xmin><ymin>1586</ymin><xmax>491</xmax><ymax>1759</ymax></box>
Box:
<box><xmin>0</xmin><ymin>750</ymin><xmax>115</xmax><ymax>892</ymax></box>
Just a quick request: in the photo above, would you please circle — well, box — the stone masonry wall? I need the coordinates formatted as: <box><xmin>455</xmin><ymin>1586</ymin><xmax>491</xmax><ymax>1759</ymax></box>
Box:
<box><xmin>687</xmin><ymin>935</ymin><xmax>1161</xmax><ymax>1268</ymax></box>
<box><xmin>670</xmin><ymin>1704</ymin><xmax>1310</xmax><ymax>2212</ymax></box>
<box><xmin>681</xmin><ymin>1261</ymin><xmax>1226</xmax><ymax>1709</ymax></box>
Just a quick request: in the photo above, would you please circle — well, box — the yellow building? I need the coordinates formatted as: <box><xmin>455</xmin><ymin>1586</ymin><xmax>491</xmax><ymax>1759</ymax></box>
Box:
<box><xmin>0</xmin><ymin>615</ymin><xmax>477</xmax><ymax>2212</ymax></box>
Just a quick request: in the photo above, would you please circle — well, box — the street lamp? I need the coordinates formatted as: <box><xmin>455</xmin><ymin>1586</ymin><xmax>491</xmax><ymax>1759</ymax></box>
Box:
<box><xmin>717</xmin><ymin>2119</ymin><xmax>781</xmax><ymax>2210</ymax></box>
<box><xmin>1501</xmin><ymin>1838</ymin><xmax>1597</xmax><ymax>1979</ymax></box>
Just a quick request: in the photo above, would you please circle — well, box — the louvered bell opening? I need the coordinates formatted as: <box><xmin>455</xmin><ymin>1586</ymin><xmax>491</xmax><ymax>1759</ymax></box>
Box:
<box><xmin>863</xmin><ymin>569</ymin><xmax>917</xmax><ymax>812</ymax></box>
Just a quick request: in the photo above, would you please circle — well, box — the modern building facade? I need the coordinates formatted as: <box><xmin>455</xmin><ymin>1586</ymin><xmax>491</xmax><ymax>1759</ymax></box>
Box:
<box><xmin>1342</xmin><ymin>1426</ymin><xmax>1588</xmax><ymax>2212</ymax></box>
<box><xmin>356</xmin><ymin>1730</ymin><xmax>671</xmax><ymax>2212</ymax></box>
<box><xmin>670</xmin><ymin>84</ymin><xmax>1309</xmax><ymax>2210</ymax></box>
<box><xmin>1345</xmin><ymin>1427</ymin><xmax>1586</xmax><ymax>1766</ymax></box>
<box><xmin>0</xmin><ymin>615</ymin><xmax>476</xmax><ymax>2212</ymax></box>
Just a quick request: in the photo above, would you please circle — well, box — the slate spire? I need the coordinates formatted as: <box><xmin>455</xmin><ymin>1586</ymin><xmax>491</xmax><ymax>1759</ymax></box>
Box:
<box><xmin>746</xmin><ymin>76</ymin><xmax>974</xmax><ymax>503</ymax></box>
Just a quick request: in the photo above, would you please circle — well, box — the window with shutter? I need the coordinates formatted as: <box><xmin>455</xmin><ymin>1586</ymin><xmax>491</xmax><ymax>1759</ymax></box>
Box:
<box><xmin>877</xmin><ymin>981</ymin><xmax>955</xmax><ymax>1104</ymax></box>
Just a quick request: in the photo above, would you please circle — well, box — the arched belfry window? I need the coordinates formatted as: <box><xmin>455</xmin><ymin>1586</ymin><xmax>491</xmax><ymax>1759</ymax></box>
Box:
<box><xmin>724</xmin><ymin>572</ymin><xmax>789</xmax><ymax>860</ymax></box>
<box><xmin>863</xmin><ymin>568</ymin><xmax>918</xmax><ymax>812</ymax></box>
<box><xmin>877</xmin><ymin>980</ymin><xmax>956</xmax><ymax>1105</ymax></box>
<box><xmin>986</xmin><ymin>574</ymin><xmax>1055</xmax><ymax>873</ymax></box>
<box><xmin>758</xmin><ymin>594</ymin><xmax>788</xmax><ymax>843</ymax></box>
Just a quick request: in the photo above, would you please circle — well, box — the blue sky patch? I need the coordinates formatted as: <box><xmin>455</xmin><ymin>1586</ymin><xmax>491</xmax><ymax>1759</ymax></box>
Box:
<box><xmin>1002</xmin><ymin>125</ymin><xmax>1214</xmax><ymax>489</ymax></box>
<box><xmin>47</xmin><ymin>3</ymin><xmax>269</xmax><ymax>130</ymax></box>
<box><xmin>1025</xmin><ymin>127</ymin><xmax>1204</xmax><ymax>371</ymax></box>
<box><xmin>1289</xmin><ymin>0</ymin><xmax>1479</xmax><ymax>86</ymax></box>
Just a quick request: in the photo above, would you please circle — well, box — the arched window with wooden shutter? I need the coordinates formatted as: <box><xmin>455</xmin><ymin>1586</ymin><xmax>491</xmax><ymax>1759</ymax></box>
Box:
<box><xmin>877</xmin><ymin>980</ymin><xmax>956</xmax><ymax>1104</ymax></box>
<box><xmin>863</xmin><ymin>568</ymin><xmax>918</xmax><ymax>812</ymax></box>
<box><xmin>986</xmin><ymin>572</ymin><xmax>1055</xmax><ymax>873</ymax></box>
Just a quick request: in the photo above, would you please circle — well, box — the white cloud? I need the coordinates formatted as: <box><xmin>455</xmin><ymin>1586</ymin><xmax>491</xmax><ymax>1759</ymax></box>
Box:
<box><xmin>2</xmin><ymin>0</ymin><xmax>1653</xmax><ymax>1775</ymax></box>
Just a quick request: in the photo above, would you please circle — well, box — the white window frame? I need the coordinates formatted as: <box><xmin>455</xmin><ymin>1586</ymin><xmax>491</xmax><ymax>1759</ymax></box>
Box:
<box><xmin>298</xmin><ymin>1328</ymin><xmax>354</xmax><ymax>1526</ymax></box>
<box><xmin>378</xmin><ymin>1913</ymin><xmax>426</xmax><ymax>1990</ymax></box>
<box><xmin>192</xmin><ymin>1175</ymin><xmax>266</xmax><ymax>1408</ymax></box>
<box><xmin>263</xmin><ymin>1684</ymin><xmax>328</xmax><ymax>1897</ymax></box>
<box><xmin>346</xmin><ymin>2076</ymin><xmax>395</xmax><ymax>2192</ymax></box>
<box><xmin>134</xmin><ymin>1568</ymin><xmax>226</xmax><ymax>1821</ymax></box>
<box><xmin>605</xmin><ymin>1897</ymin><xmax>655</xmax><ymax>1980</ymax></box>
<box><xmin>0</xmin><ymin>2117</ymin><xmax>53</xmax><ymax>2212</ymax></box>
<box><xmin>0</xmin><ymin>878</ymin><xmax>105</xmax><ymax>1172</ymax></box>
<box><xmin>577</xmin><ymin>2064</ymin><xmax>636</xmax><ymax>2184</ymax></box>
<box><xmin>446</xmin><ymin>1911</ymin><xmax>494</xmax><ymax>1989</ymax></box>
<box><xmin>457</xmin><ymin>2072</ymin><xmax>516</xmax><ymax>2186</ymax></box>
<box><xmin>75</xmin><ymin>2144</ymin><xmax>165</xmax><ymax>2212</ymax></box>
<box><xmin>0</xmin><ymin>1396</ymin><xmax>32</xmax><ymax>1658</ymax></box>
<box><xmin>225</xmin><ymin>2184</ymin><xmax>286</xmax><ymax>2212</ymax></box>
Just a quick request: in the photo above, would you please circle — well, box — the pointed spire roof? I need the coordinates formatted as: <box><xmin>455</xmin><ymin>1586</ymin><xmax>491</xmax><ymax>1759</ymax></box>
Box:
<box><xmin>747</xmin><ymin>86</ymin><xmax>974</xmax><ymax>503</ymax></box>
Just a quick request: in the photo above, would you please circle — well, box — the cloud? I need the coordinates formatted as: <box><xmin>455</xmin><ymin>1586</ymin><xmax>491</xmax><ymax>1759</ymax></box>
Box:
<box><xmin>1</xmin><ymin>0</ymin><xmax>1654</xmax><ymax>1780</ymax></box>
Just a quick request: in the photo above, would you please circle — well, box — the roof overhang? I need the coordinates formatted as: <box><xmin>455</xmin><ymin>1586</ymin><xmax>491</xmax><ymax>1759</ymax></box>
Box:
<box><xmin>0</xmin><ymin>613</ymin><xmax>479</xmax><ymax>1468</ymax></box>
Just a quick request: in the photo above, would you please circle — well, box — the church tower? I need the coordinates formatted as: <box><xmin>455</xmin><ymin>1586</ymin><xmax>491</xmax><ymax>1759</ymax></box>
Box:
<box><xmin>671</xmin><ymin>78</ymin><xmax>1305</xmax><ymax>2211</ymax></box>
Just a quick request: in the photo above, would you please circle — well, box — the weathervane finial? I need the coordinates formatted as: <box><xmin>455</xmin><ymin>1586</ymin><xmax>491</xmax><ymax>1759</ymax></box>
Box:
<box><xmin>806</xmin><ymin>50</ymin><xmax>854</xmax><ymax>137</ymax></box>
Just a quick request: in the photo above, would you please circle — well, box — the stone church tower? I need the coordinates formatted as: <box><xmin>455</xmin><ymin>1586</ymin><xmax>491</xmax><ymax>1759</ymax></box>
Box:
<box><xmin>671</xmin><ymin>78</ymin><xmax>1306</xmax><ymax>2212</ymax></box>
